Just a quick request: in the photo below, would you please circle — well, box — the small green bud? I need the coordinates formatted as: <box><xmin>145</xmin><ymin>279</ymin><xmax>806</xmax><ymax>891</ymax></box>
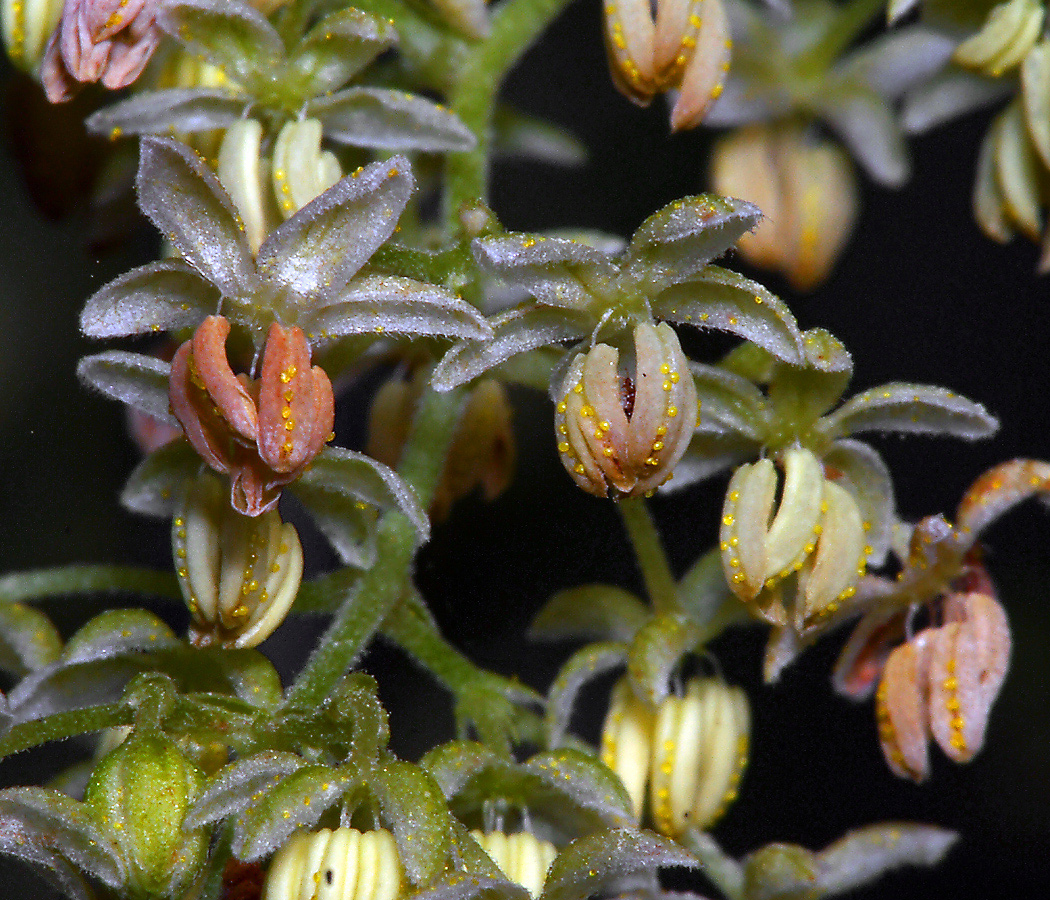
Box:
<box><xmin>84</xmin><ymin>733</ymin><xmax>207</xmax><ymax>899</ymax></box>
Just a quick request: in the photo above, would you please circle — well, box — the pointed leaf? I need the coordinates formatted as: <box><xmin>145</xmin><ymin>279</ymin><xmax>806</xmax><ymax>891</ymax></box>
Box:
<box><xmin>371</xmin><ymin>760</ymin><xmax>452</xmax><ymax>885</ymax></box>
<box><xmin>431</xmin><ymin>306</ymin><xmax>590</xmax><ymax>391</ymax></box>
<box><xmin>0</xmin><ymin>787</ymin><xmax>123</xmax><ymax>888</ymax></box>
<box><xmin>622</xmin><ymin>195</ymin><xmax>763</xmax><ymax>291</ymax></box>
<box><xmin>77</xmin><ymin>350</ymin><xmax>175</xmax><ymax>423</ymax></box>
<box><xmin>689</xmin><ymin>361</ymin><xmax>771</xmax><ymax>439</ymax></box>
<box><xmin>420</xmin><ymin>741</ymin><xmax>498</xmax><ymax>800</ymax></box>
<box><xmin>304</xmin><ymin>275</ymin><xmax>491</xmax><ymax>341</ymax></box>
<box><xmin>185</xmin><ymin>751</ymin><xmax>309</xmax><ymax>830</ymax></box>
<box><xmin>0</xmin><ymin>703</ymin><xmax>131</xmax><ymax>759</ymax></box>
<box><xmin>627</xmin><ymin>613</ymin><xmax>700</xmax><ymax>706</ymax></box>
<box><xmin>545</xmin><ymin>642</ymin><xmax>627</xmax><ymax>749</ymax></box>
<box><xmin>472</xmin><ymin>234</ymin><xmax>619</xmax><ymax>309</ymax></box>
<box><xmin>61</xmin><ymin>609</ymin><xmax>177</xmax><ymax>665</ymax></box>
<box><xmin>87</xmin><ymin>88</ymin><xmax>246</xmax><ymax>137</ymax></box>
<box><xmin>411</xmin><ymin>874</ymin><xmax>530</xmax><ymax>900</ymax></box>
<box><xmin>158</xmin><ymin>0</ymin><xmax>284</xmax><ymax>87</ymax></box>
<box><xmin>652</xmin><ymin>266</ymin><xmax>805</xmax><ymax>364</ymax></box>
<box><xmin>841</xmin><ymin>26</ymin><xmax>955</xmax><ymax>99</ymax></box>
<box><xmin>742</xmin><ymin>843</ymin><xmax>818</xmax><ymax>900</ymax></box>
<box><xmin>823</xmin><ymin>439</ymin><xmax>894</xmax><ymax>567</ymax></box>
<box><xmin>823</xmin><ymin>383</ymin><xmax>998</xmax><ymax>440</ymax></box>
<box><xmin>312</xmin><ymin>87</ymin><xmax>476</xmax><ymax>151</ymax></box>
<box><xmin>120</xmin><ymin>440</ymin><xmax>201</xmax><ymax>518</ymax></box>
<box><xmin>137</xmin><ymin>137</ymin><xmax>254</xmax><ymax>296</ymax></box>
<box><xmin>234</xmin><ymin>764</ymin><xmax>350</xmax><ymax>861</ymax></box>
<box><xmin>529</xmin><ymin>585</ymin><xmax>648</xmax><ymax>643</ymax></box>
<box><xmin>257</xmin><ymin>156</ymin><xmax>412</xmax><ymax>307</ymax></box>
<box><xmin>678</xmin><ymin>828</ymin><xmax>744</xmax><ymax>900</ymax></box>
<box><xmin>523</xmin><ymin>749</ymin><xmax>636</xmax><ymax>830</ymax></box>
<box><xmin>81</xmin><ymin>260</ymin><xmax>219</xmax><ymax>338</ymax></box>
<box><xmin>902</xmin><ymin>69</ymin><xmax>1011</xmax><ymax>134</ymax></box>
<box><xmin>290</xmin><ymin>8</ymin><xmax>397</xmax><ymax>96</ymax></box>
<box><xmin>324</xmin><ymin>672</ymin><xmax>391</xmax><ymax>763</ymax></box>
<box><xmin>815</xmin><ymin>823</ymin><xmax>958</xmax><ymax>895</ymax></box>
<box><xmin>541</xmin><ymin>830</ymin><xmax>698</xmax><ymax>900</ymax></box>
<box><xmin>0</xmin><ymin>603</ymin><xmax>62</xmax><ymax>676</ymax></box>
<box><xmin>819</xmin><ymin>85</ymin><xmax>909</xmax><ymax>187</ymax></box>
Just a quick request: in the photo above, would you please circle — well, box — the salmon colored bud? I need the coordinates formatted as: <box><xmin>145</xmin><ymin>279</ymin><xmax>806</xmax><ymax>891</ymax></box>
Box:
<box><xmin>554</xmin><ymin>322</ymin><xmax>697</xmax><ymax>499</ymax></box>
<box><xmin>602</xmin><ymin>0</ymin><xmax>731</xmax><ymax>130</ymax></box>
<box><xmin>169</xmin><ymin>316</ymin><xmax>334</xmax><ymax>516</ymax></box>
<box><xmin>470</xmin><ymin>831</ymin><xmax>558</xmax><ymax>898</ymax></box>
<box><xmin>263</xmin><ymin>828</ymin><xmax>402</xmax><ymax>900</ymax></box>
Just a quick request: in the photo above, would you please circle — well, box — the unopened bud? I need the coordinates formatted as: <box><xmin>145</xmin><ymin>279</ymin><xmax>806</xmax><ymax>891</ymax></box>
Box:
<box><xmin>2</xmin><ymin>0</ymin><xmax>63</xmax><ymax>70</ymax></box>
<box><xmin>174</xmin><ymin>472</ymin><xmax>303</xmax><ymax>649</ymax></box>
<box><xmin>470</xmin><ymin>830</ymin><xmax>558</xmax><ymax>898</ymax></box>
<box><xmin>263</xmin><ymin>828</ymin><xmax>402</xmax><ymax>900</ymax></box>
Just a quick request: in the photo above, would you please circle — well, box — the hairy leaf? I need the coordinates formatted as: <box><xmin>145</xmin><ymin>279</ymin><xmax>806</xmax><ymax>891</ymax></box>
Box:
<box><xmin>823</xmin><ymin>383</ymin><xmax>998</xmax><ymax>440</ymax></box>
<box><xmin>529</xmin><ymin>585</ymin><xmax>649</xmax><ymax>643</ymax></box>
<box><xmin>627</xmin><ymin>614</ymin><xmax>700</xmax><ymax>706</ymax></box>
<box><xmin>823</xmin><ymin>439</ymin><xmax>894</xmax><ymax>567</ymax></box>
<box><xmin>185</xmin><ymin>751</ymin><xmax>310</xmax><ymax>830</ymax></box>
<box><xmin>689</xmin><ymin>362</ymin><xmax>771</xmax><ymax>439</ymax></box>
<box><xmin>371</xmin><ymin>760</ymin><xmax>452</xmax><ymax>885</ymax></box>
<box><xmin>120</xmin><ymin>440</ymin><xmax>200</xmax><ymax>518</ymax></box>
<box><xmin>291</xmin><ymin>8</ymin><xmax>397</xmax><ymax>96</ymax></box>
<box><xmin>0</xmin><ymin>603</ymin><xmax>62</xmax><ymax>676</ymax></box>
<box><xmin>545</xmin><ymin>642</ymin><xmax>627</xmax><ymax>749</ymax></box>
<box><xmin>77</xmin><ymin>351</ymin><xmax>175</xmax><ymax>424</ymax></box>
<box><xmin>523</xmin><ymin>749</ymin><xmax>636</xmax><ymax>831</ymax></box>
<box><xmin>87</xmin><ymin>88</ymin><xmax>245</xmax><ymax>137</ymax></box>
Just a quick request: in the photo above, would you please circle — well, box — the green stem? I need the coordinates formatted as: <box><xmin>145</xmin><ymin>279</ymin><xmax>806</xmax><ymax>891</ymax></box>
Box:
<box><xmin>797</xmin><ymin>0</ymin><xmax>886</xmax><ymax>77</ymax></box>
<box><xmin>0</xmin><ymin>565</ymin><xmax>181</xmax><ymax>605</ymax></box>
<box><xmin>444</xmin><ymin>0</ymin><xmax>576</xmax><ymax>227</ymax></box>
<box><xmin>284</xmin><ymin>388</ymin><xmax>463</xmax><ymax>709</ymax></box>
<box><xmin>617</xmin><ymin>497</ymin><xmax>678</xmax><ymax>615</ymax></box>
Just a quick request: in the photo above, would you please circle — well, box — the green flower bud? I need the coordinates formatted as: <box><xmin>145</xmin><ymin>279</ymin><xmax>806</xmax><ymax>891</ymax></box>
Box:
<box><xmin>84</xmin><ymin>733</ymin><xmax>207</xmax><ymax>899</ymax></box>
<box><xmin>264</xmin><ymin>828</ymin><xmax>403</xmax><ymax>900</ymax></box>
<box><xmin>470</xmin><ymin>830</ymin><xmax>558</xmax><ymax>898</ymax></box>
<box><xmin>600</xmin><ymin>677</ymin><xmax>750</xmax><ymax>836</ymax></box>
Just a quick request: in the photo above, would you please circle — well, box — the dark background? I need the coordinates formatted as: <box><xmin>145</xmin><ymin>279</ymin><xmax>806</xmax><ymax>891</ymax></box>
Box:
<box><xmin>2</xmin><ymin>1</ymin><xmax>1049</xmax><ymax>897</ymax></box>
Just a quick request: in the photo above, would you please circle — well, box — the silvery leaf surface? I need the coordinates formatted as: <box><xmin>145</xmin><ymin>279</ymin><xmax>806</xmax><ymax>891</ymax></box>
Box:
<box><xmin>818</xmin><ymin>84</ymin><xmax>910</xmax><ymax>187</ymax></box>
<box><xmin>185</xmin><ymin>751</ymin><xmax>310</xmax><ymax>830</ymax></box>
<box><xmin>541</xmin><ymin>830</ymin><xmax>698</xmax><ymax>900</ymax></box>
<box><xmin>0</xmin><ymin>603</ymin><xmax>62</xmax><ymax>677</ymax></box>
<box><xmin>421</xmin><ymin>741</ymin><xmax>497</xmax><ymax>800</ymax></box>
<box><xmin>256</xmin><ymin>156</ymin><xmax>413</xmax><ymax>308</ymax></box>
<box><xmin>289</xmin><ymin>8</ymin><xmax>397</xmax><ymax>97</ymax></box>
<box><xmin>431</xmin><ymin>306</ymin><xmax>590</xmax><ymax>391</ymax></box>
<box><xmin>371</xmin><ymin>760</ymin><xmax>452</xmax><ymax>885</ymax></box>
<box><xmin>902</xmin><ymin>69</ymin><xmax>1011</xmax><ymax>134</ymax></box>
<box><xmin>521</xmin><ymin>748</ymin><xmax>636</xmax><ymax>831</ymax></box>
<box><xmin>137</xmin><ymin>137</ymin><xmax>254</xmax><ymax>297</ymax></box>
<box><xmin>120</xmin><ymin>441</ymin><xmax>200</xmax><ymax>518</ymax></box>
<box><xmin>703</xmin><ymin>76</ymin><xmax>774</xmax><ymax>127</ymax></box>
<box><xmin>543</xmin><ymin>642</ymin><xmax>627</xmax><ymax>749</ymax></box>
<box><xmin>529</xmin><ymin>585</ymin><xmax>649</xmax><ymax>643</ymax></box>
<box><xmin>888</xmin><ymin>0</ymin><xmax>922</xmax><ymax>23</ymax></box>
<box><xmin>651</xmin><ymin>267</ymin><xmax>805</xmax><ymax>364</ymax></box>
<box><xmin>158</xmin><ymin>0</ymin><xmax>285</xmax><ymax>88</ymax></box>
<box><xmin>822</xmin><ymin>383</ymin><xmax>998</xmax><ymax>440</ymax></box>
<box><xmin>839</xmin><ymin>26</ymin><xmax>956</xmax><ymax>99</ymax></box>
<box><xmin>81</xmin><ymin>260</ymin><xmax>219</xmax><ymax>338</ymax></box>
<box><xmin>61</xmin><ymin>610</ymin><xmax>178</xmax><ymax>666</ymax></box>
<box><xmin>311</xmin><ymin>88</ymin><xmax>475</xmax><ymax>151</ymax></box>
<box><xmin>0</xmin><ymin>787</ymin><xmax>123</xmax><ymax>890</ymax></box>
<box><xmin>304</xmin><ymin>275</ymin><xmax>490</xmax><ymax>342</ymax></box>
<box><xmin>77</xmin><ymin>351</ymin><xmax>176</xmax><ymax>424</ymax></box>
<box><xmin>823</xmin><ymin>439</ymin><xmax>894</xmax><ymax>567</ymax></box>
<box><xmin>689</xmin><ymin>361</ymin><xmax>771</xmax><ymax>439</ymax></box>
<box><xmin>411</xmin><ymin>875</ymin><xmax>529</xmax><ymax>900</ymax></box>
<box><xmin>87</xmin><ymin>88</ymin><xmax>246</xmax><ymax>137</ymax></box>
<box><xmin>471</xmin><ymin>234</ymin><xmax>620</xmax><ymax>310</ymax></box>
<box><xmin>627</xmin><ymin>613</ymin><xmax>700</xmax><ymax>706</ymax></box>
<box><xmin>621</xmin><ymin>195</ymin><xmax>763</xmax><ymax>292</ymax></box>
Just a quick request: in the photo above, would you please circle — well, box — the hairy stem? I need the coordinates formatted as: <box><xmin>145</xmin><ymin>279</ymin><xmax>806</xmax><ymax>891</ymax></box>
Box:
<box><xmin>617</xmin><ymin>497</ymin><xmax>678</xmax><ymax>615</ymax></box>
<box><xmin>0</xmin><ymin>565</ymin><xmax>181</xmax><ymax>605</ymax></box>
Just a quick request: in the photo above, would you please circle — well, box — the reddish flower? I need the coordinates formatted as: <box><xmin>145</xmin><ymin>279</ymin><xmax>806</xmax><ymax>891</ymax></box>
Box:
<box><xmin>169</xmin><ymin>315</ymin><xmax>334</xmax><ymax>515</ymax></box>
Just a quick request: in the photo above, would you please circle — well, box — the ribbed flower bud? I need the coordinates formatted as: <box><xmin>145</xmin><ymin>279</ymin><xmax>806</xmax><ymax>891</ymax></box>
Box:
<box><xmin>876</xmin><ymin>592</ymin><xmax>1010</xmax><ymax>782</ymax></box>
<box><xmin>600</xmin><ymin>677</ymin><xmax>750</xmax><ymax>836</ymax></box>
<box><xmin>84</xmin><ymin>732</ymin><xmax>207</xmax><ymax>898</ymax></box>
<box><xmin>169</xmin><ymin>315</ymin><xmax>335</xmax><ymax>515</ymax></box>
<box><xmin>1</xmin><ymin>0</ymin><xmax>63</xmax><ymax>69</ymax></box>
<box><xmin>719</xmin><ymin>447</ymin><xmax>867</xmax><ymax>628</ymax></box>
<box><xmin>954</xmin><ymin>0</ymin><xmax>1045</xmax><ymax>77</ymax></box>
<box><xmin>263</xmin><ymin>828</ymin><xmax>403</xmax><ymax>900</ymax></box>
<box><xmin>174</xmin><ymin>472</ymin><xmax>303</xmax><ymax>649</ymax></box>
<box><xmin>470</xmin><ymin>831</ymin><xmax>558</xmax><ymax>898</ymax></box>
<box><xmin>602</xmin><ymin>0</ymin><xmax>732</xmax><ymax>130</ymax></box>
<box><xmin>554</xmin><ymin>322</ymin><xmax>697</xmax><ymax>498</ymax></box>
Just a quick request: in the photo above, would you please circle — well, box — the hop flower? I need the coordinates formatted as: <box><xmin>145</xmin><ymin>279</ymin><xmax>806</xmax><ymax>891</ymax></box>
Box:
<box><xmin>600</xmin><ymin>677</ymin><xmax>749</xmax><ymax>836</ymax></box>
<box><xmin>264</xmin><ymin>828</ymin><xmax>402</xmax><ymax>900</ymax></box>
<box><xmin>41</xmin><ymin>0</ymin><xmax>162</xmax><ymax>102</ymax></box>
<box><xmin>470</xmin><ymin>831</ymin><xmax>558</xmax><ymax>898</ymax></box>
<box><xmin>169</xmin><ymin>315</ymin><xmax>335</xmax><ymax>516</ymax></box>
<box><xmin>602</xmin><ymin>0</ymin><xmax>732</xmax><ymax>131</ymax></box>
<box><xmin>173</xmin><ymin>471</ymin><xmax>303</xmax><ymax>648</ymax></box>
<box><xmin>876</xmin><ymin>592</ymin><xmax>1010</xmax><ymax>782</ymax></box>
<box><xmin>554</xmin><ymin>322</ymin><xmax>698</xmax><ymax>498</ymax></box>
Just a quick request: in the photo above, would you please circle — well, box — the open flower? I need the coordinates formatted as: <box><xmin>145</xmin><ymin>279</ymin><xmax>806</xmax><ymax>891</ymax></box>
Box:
<box><xmin>602</xmin><ymin>0</ymin><xmax>732</xmax><ymax>130</ymax></box>
<box><xmin>169</xmin><ymin>315</ymin><xmax>334</xmax><ymax>515</ymax></box>
<box><xmin>41</xmin><ymin>0</ymin><xmax>163</xmax><ymax>102</ymax></box>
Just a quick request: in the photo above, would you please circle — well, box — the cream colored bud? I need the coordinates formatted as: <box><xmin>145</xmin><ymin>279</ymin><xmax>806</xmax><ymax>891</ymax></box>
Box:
<box><xmin>173</xmin><ymin>472</ymin><xmax>303</xmax><ymax>649</ymax></box>
<box><xmin>2</xmin><ymin>0</ymin><xmax>63</xmax><ymax>69</ymax></box>
<box><xmin>264</xmin><ymin>828</ymin><xmax>403</xmax><ymax>900</ymax></box>
<box><xmin>470</xmin><ymin>831</ymin><xmax>558</xmax><ymax>898</ymax></box>
<box><xmin>600</xmin><ymin>678</ymin><xmax>750</xmax><ymax>836</ymax></box>
<box><xmin>554</xmin><ymin>322</ymin><xmax>697</xmax><ymax>498</ymax></box>
<box><xmin>272</xmin><ymin>119</ymin><xmax>343</xmax><ymax>220</ymax></box>
<box><xmin>218</xmin><ymin>120</ymin><xmax>275</xmax><ymax>254</ymax></box>
<box><xmin>954</xmin><ymin>0</ymin><xmax>1045</xmax><ymax>76</ymax></box>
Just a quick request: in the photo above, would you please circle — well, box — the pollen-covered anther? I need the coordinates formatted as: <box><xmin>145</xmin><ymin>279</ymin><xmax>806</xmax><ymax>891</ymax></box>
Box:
<box><xmin>553</xmin><ymin>322</ymin><xmax>697</xmax><ymax>498</ymax></box>
<box><xmin>602</xmin><ymin>0</ymin><xmax>731</xmax><ymax>130</ymax></box>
